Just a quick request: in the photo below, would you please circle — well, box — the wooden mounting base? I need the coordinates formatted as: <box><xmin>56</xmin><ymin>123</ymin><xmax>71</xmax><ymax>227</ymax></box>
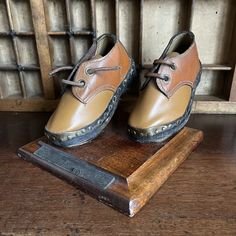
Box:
<box><xmin>18</xmin><ymin>119</ymin><xmax>203</xmax><ymax>217</ymax></box>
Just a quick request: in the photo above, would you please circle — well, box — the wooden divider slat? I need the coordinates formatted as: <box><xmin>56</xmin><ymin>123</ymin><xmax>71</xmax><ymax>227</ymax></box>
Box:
<box><xmin>65</xmin><ymin>0</ymin><xmax>75</xmax><ymax>64</ymax></box>
<box><xmin>6</xmin><ymin>0</ymin><xmax>27</xmax><ymax>98</ymax></box>
<box><xmin>48</xmin><ymin>31</ymin><xmax>94</xmax><ymax>36</ymax></box>
<box><xmin>115</xmin><ymin>0</ymin><xmax>119</xmax><ymax>37</ymax></box>
<box><xmin>0</xmin><ymin>98</ymin><xmax>58</xmax><ymax>112</ymax></box>
<box><xmin>139</xmin><ymin>0</ymin><xmax>144</xmax><ymax>66</ymax></box>
<box><xmin>0</xmin><ymin>32</ymin><xmax>34</xmax><ymax>36</ymax></box>
<box><xmin>90</xmin><ymin>0</ymin><xmax>96</xmax><ymax>38</ymax></box>
<box><xmin>30</xmin><ymin>0</ymin><xmax>55</xmax><ymax>99</ymax></box>
<box><xmin>0</xmin><ymin>65</ymin><xmax>40</xmax><ymax>71</ymax></box>
<box><xmin>228</xmin><ymin>10</ymin><xmax>236</xmax><ymax>102</ymax></box>
<box><xmin>142</xmin><ymin>64</ymin><xmax>232</xmax><ymax>71</ymax></box>
<box><xmin>229</xmin><ymin>65</ymin><xmax>236</xmax><ymax>102</ymax></box>
<box><xmin>187</xmin><ymin>0</ymin><xmax>194</xmax><ymax>30</ymax></box>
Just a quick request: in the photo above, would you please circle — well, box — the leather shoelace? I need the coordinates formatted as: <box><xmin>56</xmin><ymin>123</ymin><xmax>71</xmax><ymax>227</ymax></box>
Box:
<box><xmin>49</xmin><ymin>65</ymin><xmax>120</xmax><ymax>88</ymax></box>
<box><xmin>145</xmin><ymin>59</ymin><xmax>176</xmax><ymax>82</ymax></box>
<box><xmin>141</xmin><ymin>59</ymin><xmax>176</xmax><ymax>90</ymax></box>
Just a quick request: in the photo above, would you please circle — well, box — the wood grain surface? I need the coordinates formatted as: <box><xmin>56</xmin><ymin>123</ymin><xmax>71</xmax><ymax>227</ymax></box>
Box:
<box><xmin>0</xmin><ymin>112</ymin><xmax>236</xmax><ymax>235</ymax></box>
<box><xmin>18</xmin><ymin>120</ymin><xmax>203</xmax><ymax>216</ymax></box>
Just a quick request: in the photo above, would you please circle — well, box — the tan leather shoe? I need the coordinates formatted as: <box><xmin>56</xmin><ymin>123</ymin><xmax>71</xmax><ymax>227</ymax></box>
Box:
<box><xmin>128</xmin><ymin>31</ymin><xmax>201</xmax><ymax>143</ymax></box>
<box><xmin>45</xmin><ymin>34</ymin><xmax>135</xmax><ymax>147</ymax></box>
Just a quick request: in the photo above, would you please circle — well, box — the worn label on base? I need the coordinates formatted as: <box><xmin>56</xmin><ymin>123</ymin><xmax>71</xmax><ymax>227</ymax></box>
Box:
<box><xmin>34</xmin><ymin>143</ymin><xmax>115</xmax><ymax>189</ymax></box>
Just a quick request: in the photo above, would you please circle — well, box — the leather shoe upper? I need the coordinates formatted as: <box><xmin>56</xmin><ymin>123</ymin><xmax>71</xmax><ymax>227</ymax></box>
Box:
<box><xmin>128</xmin><ymin>31</ymin><xmax>200</xmax><ymax>130</ymax></box>
<box><xmin>46</xmin><ymin>34</ymin><xmax>131</xmax><ymax>134</ymax></box>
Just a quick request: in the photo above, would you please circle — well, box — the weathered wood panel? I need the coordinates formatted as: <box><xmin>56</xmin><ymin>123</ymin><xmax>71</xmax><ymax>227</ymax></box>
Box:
<box><xmin>142</xmin><ymin>0</ymin><xmax>189</xmax><ymax>64</ymax></box>
<box><xmin>0</xmin><ymin>0</ymin><xmax>235</xmax><ymax>112</ymax></box>
<box><xmin>190</xmin><ymin>0</ymin><xmax>235</xmax><ymax>64</ymax></box>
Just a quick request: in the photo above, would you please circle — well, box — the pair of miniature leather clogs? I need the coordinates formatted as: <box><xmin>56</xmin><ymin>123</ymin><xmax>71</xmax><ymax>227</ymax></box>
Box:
<box><xmin>45</xmin><ymin>31</ymin><xmax>201</xmax><ymax>147</ymax></box>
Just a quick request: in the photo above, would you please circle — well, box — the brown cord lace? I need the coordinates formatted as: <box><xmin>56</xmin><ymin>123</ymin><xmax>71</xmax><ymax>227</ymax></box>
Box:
<box><xmin>49</xmin><ymin>65</ymin><xmax>120</xmax><ymax>87</ymax></box>
<box><xmin>145</xmin><ymin>59</ymin><xmax>176</xmax><ymax>82</ymax></box>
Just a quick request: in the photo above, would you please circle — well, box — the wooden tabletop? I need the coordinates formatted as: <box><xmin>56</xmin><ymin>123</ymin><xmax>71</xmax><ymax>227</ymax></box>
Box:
<box><xmin>0</xmin><ymin>112</ymin><xmax>236</xmax><ymax>235</ymax></box>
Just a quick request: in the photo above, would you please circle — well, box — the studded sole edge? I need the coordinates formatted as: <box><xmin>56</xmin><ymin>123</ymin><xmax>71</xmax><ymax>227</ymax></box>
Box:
<box><xmin>45</xmin><ymin>59</ymin><xmax>136</xmax><ymax>147</ymax></box>
<box><xmin>127</xmin><ymin>63</ymin><xmax>202</xmax><ymax>143</ymax></box>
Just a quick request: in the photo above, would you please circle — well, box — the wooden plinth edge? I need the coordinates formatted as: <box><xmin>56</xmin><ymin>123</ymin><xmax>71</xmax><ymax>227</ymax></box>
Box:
<box><xmin>127</xmin><ymin>127</ymin><xmax>203</xmax><ymax>216</ymax></box>
<box><xmin>18</xmin><ymin>127</ymin><xmax>203</xmax><ymax>217</ymax></box>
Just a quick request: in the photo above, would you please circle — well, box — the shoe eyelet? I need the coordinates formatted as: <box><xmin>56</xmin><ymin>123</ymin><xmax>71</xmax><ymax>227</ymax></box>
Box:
<box><xmin>163</xmin><ymin>75</ymin><xmax>170</xmax><ymax>82</ymax></box>
<box><xmin>170</xmin><ymin>63</ymin><xmax>177</xmax><ymax>71</ymax></box>
<box><xmin>85</xmin><ymin>68</ymin><xmax>94</xmax><ymax>76</ymax></box>
<box><xmin>78</xmin><ymin>79</ymin><xmax>86</xmax><ymax>88</ymax></box>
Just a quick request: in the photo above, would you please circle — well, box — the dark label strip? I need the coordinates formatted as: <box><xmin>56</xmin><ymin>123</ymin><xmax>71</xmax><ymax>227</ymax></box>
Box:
<box><xmin>34</xmin><ymin>143</ymin><xmax>115</xmax><ymax>189</ymax></box>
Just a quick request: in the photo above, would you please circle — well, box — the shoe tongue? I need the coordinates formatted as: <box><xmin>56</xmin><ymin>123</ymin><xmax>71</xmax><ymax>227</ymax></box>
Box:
<box><xmin>91</xmin><ymin>54</ymin><xmax>103</xmax><ymax>60</ymax></box>
<box><xmin>152</xmin><ymin>51</ymin><xmax>179</xmax><ymax>89</ymax></box>
<box><xmin>163</xmin><ymin>51</ymin><xmax>179</xmax><ymax>59</ymax></box>
<box><xmin>154</xmin><ymin>52</ymin><xmax>179</xmax><ymax>74</ymax></box>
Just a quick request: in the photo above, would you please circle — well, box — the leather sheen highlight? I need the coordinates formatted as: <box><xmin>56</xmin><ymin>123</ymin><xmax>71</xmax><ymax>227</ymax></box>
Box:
<box><xmin>46</xmin><ymin>90</ymin><xmax>114</xmax><ymax>133</ymax></box>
